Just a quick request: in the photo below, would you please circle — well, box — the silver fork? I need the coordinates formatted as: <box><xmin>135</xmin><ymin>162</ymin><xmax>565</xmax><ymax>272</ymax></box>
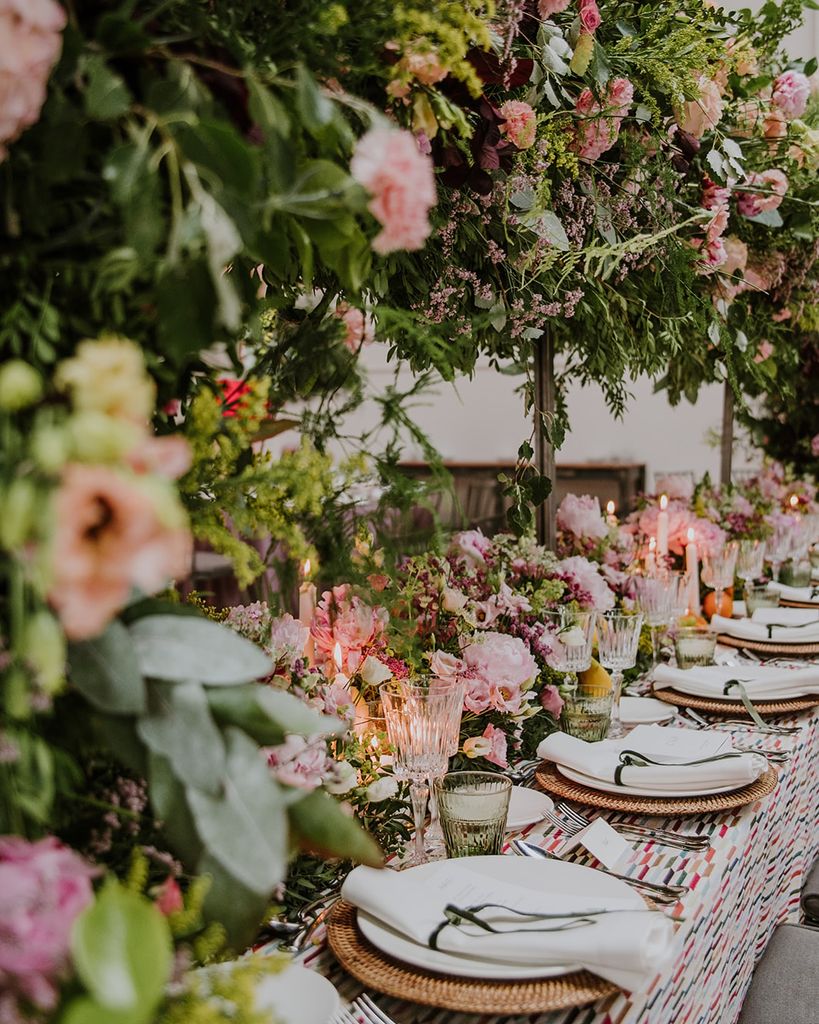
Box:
<box><xmin>506</xmin><ymin>758</ymin><xmax>541</xmax><ymax>785</ymax></box>
<box><xmin>555</xmin><ymin>803</ymin><xmax>710</xmax><ymax>851</ymax></box>
<box><xmin>682</xmin><ymin>706</ymin><xmax>799</xmax><ymax>738</ymax></box>
<box><xmin>351</xmin><ymin>993</ymin><xmax>399</xmax><ymax>1024</ymax></box>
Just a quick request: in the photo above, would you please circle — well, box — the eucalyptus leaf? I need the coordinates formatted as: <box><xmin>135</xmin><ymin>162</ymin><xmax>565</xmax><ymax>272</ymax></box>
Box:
<box><xmin>71</xmin><ymin>880</ymin><xmax>172</xmax><ymax>1019</ymax></box>
<box><xmin>138</xmin><ymin>680</ymin><xmax>225</xmax><ymax>794</ymax></box>
<box><xmin>295</xmin><ymin>65</ymin><xmax>335</xmax><ymax>133</ymax></box>
<box><xmin>188</xmin><ymin>728</ymin><xmax>288</xmax><ymax>894</ymax></box>
<box><xmin>129</xmin><ymin>615</ymin><xmax>272</xmax><ymax>684</ymax></box>
<box><xmin>68</xmin><ymin>621</ymin><xmax>146</xmax><ymax>715</ymax></box>
<box><xmin>148</xmin><ymin>752</ymin><xmax>203</xmax><ymax>866</ymax></box>
<box><xmin>84</xmin><ymin>55</ymin><xmax>132</xmax><ymax>120</ymax></box>
<box><xmin>746</xmin><ymin>208</ymin><xmax>783</xmax><ymax>228</ymax></box>
<box><xmin>199</xmin><ymin>853</ymin><xmax>270</xmax><ymax>951</ymax></box>
<box><xmin>207</xmin><ymin>685</ymin><xmax>342</xmax><ymax>745</ymax></box>
<box><xmin>288</xmin><ymin>789</ymin><xmax>384</xmax><ymax>867</ymax></box>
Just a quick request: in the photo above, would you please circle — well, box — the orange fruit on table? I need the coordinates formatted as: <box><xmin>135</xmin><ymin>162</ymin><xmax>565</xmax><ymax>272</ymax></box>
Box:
<box><xmin>703</xmin><ymin>589</ymin><xmax>733</xmax><ymax>620</ymax></box>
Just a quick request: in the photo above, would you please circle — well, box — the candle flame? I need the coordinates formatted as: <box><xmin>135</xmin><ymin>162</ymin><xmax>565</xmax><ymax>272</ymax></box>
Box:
<box><xmin>649</xmin><ymin>536</ymin><xmax>657</xmax><ymax>551</ymax></box>
<box><xmin>302</xmin><ymin>558</ymin><xmax>311</xmax><ymax>577</ymax></box>
<box><xmin>606</xmin><ymin>500</ymin><xmax>615</xmax><ymax>516</ymax></box>
<box><xmin>687</xmin><ymin>527</ymin><xmax>695</xmax><ymax>542</ymax></box>
<box><xmin>789</xmin><ymin>494</ymin><xmax>799</xmax><ymax>508</ymax></box>
<box><xmin>333</xmin><ymin>641</ymin><xmax>343</xmax><ymax>671</ymax></box>
<box><xmin>660</xmin><ymin>494</ymin><xmax>668</xmax><ymax>511</ymax></box>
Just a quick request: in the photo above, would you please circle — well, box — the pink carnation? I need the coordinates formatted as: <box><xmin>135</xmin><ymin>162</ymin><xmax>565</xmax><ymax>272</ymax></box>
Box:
<box><xmin>556</xmin><ymin>493</ymin><xmax>609</xmax><ymax>541</ymax></box>
<box><xmin>772</xmin><ymin>70</ymin><xmax>810</xmax><ymax>119</ymax></box>
<box><xmin>0</xmin><ymin>836</ymin><xmax>96</xmax><ymax>1015</ymax></box>
<box><xmin>498</xmin><ymin>100</ymin><xmax>537</xmax><ymax>150</ymax></box>
<box><xmin>538</xmin><ymin>0</ymin><xmax>571</xmax><ymax>16</ymax></box>
<box><xmin>350</xmin><ymin>127</ymin><xmax>436</xmax><ymax>255</ymax></box>
<box><xmin>0</xmin><ymin>0</ymin><xmax>67</xmax><ymax>161</ymax></box>
<box><xmin>677</xmin><ymin>76</ymin><xmax>723</xmax><ymax>139</ymax></box>
<box><xmin>574</xmin><ymin>78</ymin><xmax>634</xmax><ymax>161</ymax></box>
<box><xmin>336</xmin><ymin>303</ymin><xmax>374</xmax><ymax>353</ymax></box>
<box><xmin>310</xmin><ymin>584</ymin><xmax>388</xmax><ymax>674</ymax></box>
<box><xmin>737</xmin><ymin>169</ymin><xmax>788</xmax><ymax>218</ymax></box>
<box><xmin>579</xmin><ymin>0</ymin><xmax>602</xmax><ymax>33</ymax></box>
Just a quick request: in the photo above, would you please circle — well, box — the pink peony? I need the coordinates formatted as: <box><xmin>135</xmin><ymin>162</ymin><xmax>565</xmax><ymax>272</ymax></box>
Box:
<box><xmin>558</xmin><ymin>556</ymin><xmax>615</xmax><ymax>611</ymax></box>
<box><xmin>449</xmin><ymin>529</ymin><xmax>492</xmax><ymax>567</ymax></box>
<box><xmin>737</xmin><ymin>169</ymin><xmax>788</xmax><ymax>218</ymax></box>
<box><xmin>578</xmin><ymin>0</ymin><xmax>602</xmax><ymax>34</ymax></box>
<box><xmin>461</xmin><ymin>631</ymin><xmax>538</xmax><ymax>715</ymax></box>
<box><xmin>772</xmin><ymin>70</ymin><xmax>810</xmax><ymax>119</ymax></box>
<box><xmin>574</xmin><ymin>78</ymin><xmax>634</xmax><ymax>161</ymax></box>
<box><xmin>0</xmin><ymin>836</ymin><xmax>96</xmax><ymax>1014</ymax></box>
<box><xmin>335</xmin><ymin>303</ymin><xmax>374</xmax><ymax>353</ymax></box>
<box><xmin>637</xmin><ymin>500</ymin><xmax>695</xmax><ymax>557</ymax></box>
<box><xmin>540</xmin><ymin>685</ymin><xmax>564</xmax><ymax>717</ymax></box>
<box><xmin>0</xmin><ymin>0</ymin><xmax>67</xmax><ymax>161</ymax></box>
<box><xmin>677</xmin><ymin>76</ymin><xmax>723</xmax><ymax>139</ymax></box>
<box><xmin>556</xmin><ymin>493</ymin><xmax>609</xmax><ymax>541</ymax></box>
<box><xmin>538</xmin><ymin>0</ymin><xmax>571</xmax><ymax>16</ymax></box>
<box><xmin>310</xmin><ymin>584</ymin><xmax>388</xmax><ymax>674</ymax></box>
<box><xmin>267</xmin><ymin>735</ymin><xmax>331</xmax><ymax>790</ymax></box>
<box><xmin>811</xmin><ymin>435</ymin><xmax>819</xmax><ymax>457</ymax></box>
<box><xmin>498</xmin><ymin>100</ymin><xmax>537</xmax><ymax>150</ymax></box>
<box><xmin>480</xmin><ymin>723</ymin><xmax>508</xmax><ymax>769</ymax></box>
<box><xmin>48</xmin><ymin>464</ymin><xmax>192</xmax><ymax>640</ymax></box>
<box><xmin>321</xmin><ymin>679</ymin><xmax>356</xmax><ymax>724</ymax></box>
<box><xmin>350</xmin><ymin>127</ymin><xmax>436</xmax><ymax>255</ymax></box>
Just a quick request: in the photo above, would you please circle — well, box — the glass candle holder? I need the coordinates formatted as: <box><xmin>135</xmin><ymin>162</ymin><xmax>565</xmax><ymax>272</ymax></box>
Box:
<box><xmin>560</xmin><ymin>683</ymin><xmax>614</xmax><ymax>742</ymax></box>
<box><xmin>743</xmin><ymin>583</ymin><xmax>781</xmax><ymax>616</ymax></box>
<box><xmin>434</xmin><ymin>772</ymin><xmax>512</xmax><ymax>858</ymax></box>
<box><xmin>674</xmin><ymin>626</ymin><xmax>717</xmax><ymax>669</ymax></box>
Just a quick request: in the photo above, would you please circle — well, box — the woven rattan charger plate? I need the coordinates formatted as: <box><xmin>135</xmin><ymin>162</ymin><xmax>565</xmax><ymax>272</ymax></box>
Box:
<box><xmin>716</xmin><ymin>632</ymin><xmax>819</xmax><ymax>656</ymax></box>
<box><xmin>534</xmin><ymin>762</ymin><xmax>778</xmax><ymax>816</ymax></box>
<box><xmin>652</xmin><ymin>686</ymin><xmax>819</xmax><ymax>717</ymax></box>
<box><xmin>325</xmin><ymin>900</ymin><xmax>618</xmax><ymax>1014</ymax></box>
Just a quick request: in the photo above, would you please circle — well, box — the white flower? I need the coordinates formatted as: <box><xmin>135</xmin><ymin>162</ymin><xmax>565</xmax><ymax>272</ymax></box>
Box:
<box><xmin>561</xmin><ymin>626</ymin><xmax>586</xmax><ymax>647</ymax></box>
<box><xmin>365</xmin><ymin>776</ymin><xmax>399</xmax><ymax>803</ymax></box>
<box><xmin>442</xmin><ymin>587</ymin><xmax>468</xmax><ymax>613</ymax></box>
<box><xmin>324</xmin><ymin>760</ymin><xmax>358</xmax><ymax>795</ymax></box>
<box><xmin>359</xmin><ymin>655</ymin><xmax>393</xmax><ymax>686</ymax></box>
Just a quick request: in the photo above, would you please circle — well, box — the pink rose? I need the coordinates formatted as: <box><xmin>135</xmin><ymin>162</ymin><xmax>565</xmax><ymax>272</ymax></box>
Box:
<box><xmin>350</xmin><ymin>127</ymin><xmax>436</xmax><ymax>255</ymax></box>
<box><xmin>0</xmin><ymin>0</ymin><xmax>67</xmax><ymax>161</ymax></box>
<box><xmin>335</xmin><ymin>303</ymin><xmax>374</xmax><ymax>353</ymax></box>
<box><xmin>754</xmin><ymin>340</ymin><xmax>774</xmax><ymax>363</ymax></box>
<box><xmin>0</xmin><ymin>836</ymin><xmax>96</xmax><ymax>1015</ymax></box>
<box><xmin>480</xmin><ymin>724</ymin><xmax>508</xmax><ymax>769</ymax></box>
<box><xmin>579</xmin><ymin>0</ymin><xmax>602</xmax><ymax>34</ymax></box>
<box><xmin>429</xmin><ymin>650</ymin><xmax>465</xmax><ymax>680</ymax></box>
<box><xmin>556</xmin><ymin>493</ymin><xmax>609</xmax><ymax>541</ymax></box>
<box><xmin>461</xmin><ymin>631</ymin><xmax>538</xmax><ymax>713</ymax></box>
<box><xmin>48</xmin><ymin>464</ymin><xmax>192</xmax><ymax>640</ymax></box>
<box><xmin>772</xmin><ymin>70</ymin><xmax>810</xmax><ymax>119</ymax></box>
<box><xmin>538</xmin><ymin>0</ymin><xmax>571</xmax><ymax>16</ymax></box>
<box><xmin>737</xmin><ymin>169</ymin><xmax>788</xmax><ymax>218</ymax></box>
<box><xmin>498</xmin><ymin>100</ymin><xmax>537</xmax><ymax>150</ymax></box>
<box><xmin>574</xmin><ymin>78</ymin><xmax>634</xmax><ymax>161</ymax></box>
<box><xmin>540</xmin><ymin>685</ymin><xmax>564</xmax><ymax>717</ymax></box>
<box><xmin>677</xmin><ymin>76</ymin><xmax>723</xmax><ymax>139</ymax></box>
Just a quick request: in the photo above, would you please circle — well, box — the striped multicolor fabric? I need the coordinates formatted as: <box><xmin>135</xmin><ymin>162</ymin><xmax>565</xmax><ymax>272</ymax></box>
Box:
<box><xmin>261</xmin><ymin>708</ymin><xmax>819</xmax><ymax>1024</ymax></box>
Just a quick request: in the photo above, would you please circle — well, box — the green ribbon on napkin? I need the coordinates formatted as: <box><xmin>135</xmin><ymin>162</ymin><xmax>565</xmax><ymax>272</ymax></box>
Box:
<box><xmin>723</xmin><ymin>678</ymin><xmax>769</xmax><ymax>730</ymax></box>
<box><xmin>428</xmin><ymin>902</ymin><xmax>620</xmax><ymax>950</ymax></box>
<box><xmin>763</xmin><ymin>618</ymin><xmax>819</xmax><ymax>639</ymax></box>
<box><xmin>613</xmin><ymin>748</ymin><xmax>741</xmax><ymax>787</ymax></box>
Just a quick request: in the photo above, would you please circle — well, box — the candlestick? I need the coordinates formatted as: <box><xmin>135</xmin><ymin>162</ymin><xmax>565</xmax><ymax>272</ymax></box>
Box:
<box><xmin>298</xmin><ymin>559</ymin><xmax>317</xmax><ymax>664</ymax></box>
<box><xmin>606</xmin><ymin>500</ymin><xmax>617</xmax><ymax>526</ymax></box>
<box><xmin>657</xmin><ymin>494</ymin><xmax>669</xmax><ymax>559</ymax></box>
<box><xmin>685</xmin><ymin>527</ymin><xmax>700</xmax><ymax>616</ymax></box>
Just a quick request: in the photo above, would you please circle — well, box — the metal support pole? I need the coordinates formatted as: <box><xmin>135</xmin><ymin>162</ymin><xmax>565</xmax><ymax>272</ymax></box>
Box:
<box><xmin>720</xmin><ymin>381</ymin><xmax>734</xmax><ymax>486</ymax></box>
<box><xmin>534</xmin><ymin>333</ymin><xmax>556</xmax><ymax>548</ymax></box>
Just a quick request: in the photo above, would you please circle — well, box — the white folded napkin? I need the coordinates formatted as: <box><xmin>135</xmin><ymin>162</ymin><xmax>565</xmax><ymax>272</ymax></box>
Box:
<box><xmin>654</xmin><ymin>663</ymin><xmax>819</xmax><ymax>699</ymax></box>
<box><xmin>342</xmin><ymin>861</ymin><xmax>673</xmax><ymax>991</ymax></box>
<box><xmin>712</xmin><ymin>607</ymin><xmax>819</xmax><ymax>643</ymax></box>
<box><xmin>767</xmin><ymin>582</ymin><xmax>819</xmax><ymax>604</ymax></box>
<box><xmin>537</xmin><ymin>727</ymin><xmax>765</xmax><ymax>792</ymax></box>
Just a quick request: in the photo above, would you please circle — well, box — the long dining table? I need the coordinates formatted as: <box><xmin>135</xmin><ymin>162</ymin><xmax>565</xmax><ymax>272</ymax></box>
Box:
<box><xmin>262</xmin><ymin>697</ymin><xmax>819</xmax><ymax>1023</ymax></box>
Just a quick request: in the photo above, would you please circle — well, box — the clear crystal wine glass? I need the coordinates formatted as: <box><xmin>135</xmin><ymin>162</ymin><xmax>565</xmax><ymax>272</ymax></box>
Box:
<box><xmin>380</xmin><ymin>681</ymin><xmax>463</xmax><ymax>867</ymax></box>
<box><xmin>596</xmin><ymin>612</ymin><xmax>644</xmax><ymax>738</ymax></box>
<box><xmin>736</xmin><ymin>538</ymin><xmax>766</xmax><ymax>584</ymax></box>
<box><xmin>701</xmin><ymin>541</ymin><xmax>739</xmax><ymax>620</ymax></box>
<box><xmin>422</xmin><ymin>677</ymin><xmax>465</xmax><ymax>856</ymax></box>
<box><xmin>542</xmin><ymin>609</ymin><xmax>596</xmax><ymax>689</ymax></box>
<box><xmin>767</xmin><ymin>524</ymin><xmax>792</xmax><ymax>582</ymax></box>
<box><xmin>633</xmin><ymin>575</ymin><xmax>674</xmax><ymax>669</ymax></box>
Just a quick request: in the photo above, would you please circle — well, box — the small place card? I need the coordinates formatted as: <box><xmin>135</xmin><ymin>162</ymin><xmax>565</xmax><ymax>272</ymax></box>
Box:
<box><xmin>560</xmin><ymin>817</ymin><xmax>631</xmax><ymax>870</ymax></box>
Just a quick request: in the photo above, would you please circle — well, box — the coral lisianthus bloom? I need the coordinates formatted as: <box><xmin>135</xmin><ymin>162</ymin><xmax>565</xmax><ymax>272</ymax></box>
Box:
<box><xmin>49</xmin><ymin>464</ymin><xmax>191</xmax><ymax>639</ymax></box>
<box><xmin>498</xmin><ymin>100</ymin><xmax>537</xmax><ymax>150</ymax></box>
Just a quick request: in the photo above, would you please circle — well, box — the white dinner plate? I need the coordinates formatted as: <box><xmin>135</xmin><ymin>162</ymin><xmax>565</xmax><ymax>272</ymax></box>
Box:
<box><xmin>619</xmin><ymin>697</ymin><xmax>675</xmax><ymax>725</ymax></box>
<box><xmin>556</xmin><ymin>763</ymin><xmax>749</xmax><ymax>797</ymax></box>
<box><xmin>253</xmin><ymin>963</ymin><xmax>340</xmax><ymax>1024</ymax></box>
<box><xmin>356</xmin><ymin>856</ymin><xmax>643</xmax><ymax>981</ymax></box>
<box><xmin>506</xmin><ymin>786</ymin><xmax>554</xmax><ymax>831</ymax></box>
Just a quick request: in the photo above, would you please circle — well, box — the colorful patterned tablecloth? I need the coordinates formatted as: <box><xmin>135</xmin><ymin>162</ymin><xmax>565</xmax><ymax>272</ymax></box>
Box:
<box><xmin>286</xmin><ymin>705</ymin><xmax>819</xmax><ymax>1024</ymax></box>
